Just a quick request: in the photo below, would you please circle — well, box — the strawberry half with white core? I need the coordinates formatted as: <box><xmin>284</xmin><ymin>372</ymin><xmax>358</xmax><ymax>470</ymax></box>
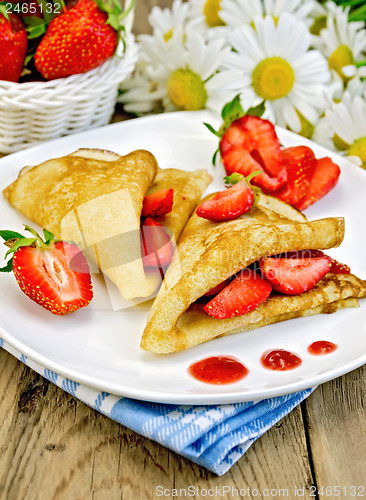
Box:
<box><xmin>0</xmin><ymin>226</ymin><xmax>93</xmax><ymax>315</ymax></box>
<box><xmin>203</xmin><ymin>269</ymin><xmax>272</xmax><ymax>319</ymax></box>
<box><xmin>204</xmin><ymin>95</ymin><xmax>287</xmax><ymax>193</ymax></box>
<box><xmin>260</xmin><ymin>251</ymin><xmax>332</xmax><ymax>295</ymax></box>
<box><xmin>196</xmin><ymin>172</ymin><xmax>260</xmax><ymax>222</ymax></box>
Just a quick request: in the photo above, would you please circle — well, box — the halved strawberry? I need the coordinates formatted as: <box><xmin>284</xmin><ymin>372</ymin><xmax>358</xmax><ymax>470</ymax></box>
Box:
<box><xmin>204</xmin><ymin>279</ymin><xmax>230</xmax><ymax>296</ymax></box>
<box><xmin>203</xmin><ymin>269</ymin><xmax>272</xmax><ymax>319</ymax></box>
<box><xmin>296</xmin><ymin>157</ymin><xmax>341</xmax><ymax>210</ymax></box>
<box><xmin>196</xmin><ymin>180</ymin><xmax>254</xmax><ymax>222</ymax></box>
<box><xmin>220</xmin><ymin>116</ymin><xmax>287</xmax><ymax>193</ymax></box>
<box><xmin>140</xmin><ymin>217</ymin><xmax>174</xmax><ymax>268</ymax></box>
<box><xmin>275</xmin><ymin>146</ymin><xmax>316</xmax><ymax>206</ymax></box>
<box><xmin>142</xmin><ymin>188</ymin><xmax>174</xmax><ymax>218</ymax></box>
<box><xmin>0</xmin><ymin>226</ymin><xmax>92</xmax><ymax>315</ymax></box>
<box><xmin>260</xmin><ymin>251</ymin><xmax>331</xmax><ymax>295</ymax></box>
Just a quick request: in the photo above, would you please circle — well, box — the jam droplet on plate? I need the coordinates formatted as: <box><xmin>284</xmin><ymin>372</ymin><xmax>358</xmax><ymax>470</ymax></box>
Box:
<box><xmin>261</xmin><ymin>349</ymin><xmax>302</xmax><ymax>371</ymax></box>
<box><xmin>308</xmin><ymin>340</ymin><xmax>338</xmax><ymax>355</ymax></box>
<box><xmin>189</xmin><ymin>355</ymin><xmax>249</xmax><ymax>385</ymax></box>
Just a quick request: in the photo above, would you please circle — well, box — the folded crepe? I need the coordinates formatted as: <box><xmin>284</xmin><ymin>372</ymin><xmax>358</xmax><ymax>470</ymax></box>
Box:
<box><xmin>141</xmin><ymin>193</ymin><xmax>366</xmax><ymax>353</ymax></box>
<box><xmin>3</xmin><ymin>148</ymin><xmax>211</xmax><ymax>300</ymax></box>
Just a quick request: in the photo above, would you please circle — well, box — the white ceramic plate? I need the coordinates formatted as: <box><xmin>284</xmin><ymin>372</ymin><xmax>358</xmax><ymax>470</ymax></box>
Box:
<box><xmin>0</xmin><ymin>111</ymin><xmax>365</xmax><ymax>404</ymax></box>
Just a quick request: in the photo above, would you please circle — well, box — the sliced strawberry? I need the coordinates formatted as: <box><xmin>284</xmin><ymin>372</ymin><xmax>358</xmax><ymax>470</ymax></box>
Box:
<box><xmin>204</xmin><ymin>279</ymin><xmax>230</xmax><ymax>296</ymax></box>
<box><xmin>296</xmin><ymin>157</ymin><xmax>341</xmax><ymax>210</ymax></box>
<box><xmin>12</xmin><ymin>240</ymin><xmax>92</xmax><ymax>315</ymax></box>
<box><xmin>260</xmin><ymin>251</ymin><xmax>331</xmax><ymax>295</ymax></box>
<box><xmin>196</xmin><ymin>180</ymin><xmax>254</xmax><ymax>222</ymax></box>
<box><xmin>142</xmin><ymin>188</ymin><xmax>174</xmax><ymax>218</ymax></box>
<box><xmin>310</xmin><ymin>250</ymin><xmax>351</xmax><ymax>274</ymax></box>
<box><xmin>275</xmin><ymin>146</ymin><xmax>316</xmax><ymax>206</ymax></box>
<box><xmin>203</xmin><ymin>269</ymin><xmax>272</xmax><ymax>319</ymax></box>
<box><xmin>220</xmin><ymin>116</ymin><xmax>287</xmax><ymax>193</ymax></box>
<box><xmin>140</xmin><ymin>217</ymin><xmax>174</xmax><ymax>268</ymax></box>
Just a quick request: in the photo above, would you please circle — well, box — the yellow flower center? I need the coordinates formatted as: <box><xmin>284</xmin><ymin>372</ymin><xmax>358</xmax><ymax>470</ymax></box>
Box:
<box><xmin>203</xmin><ymin>0</ymin><xmax>224</xmax><ymax>27</ymax></box>
<box><xmin>252</xmin><ymin>57</ymin><xmax>295</xmax><ymax>100</ymax></box>
<box><xmin>164</xmin><ymin>29</ymin><xmax>173</xmax><ymax>42</ymax></box>
<box><xmin>297</xmin><ymin>111</ymin><xmax>314</xmax><ymax>139</ymax></box>
<box><xmin>328</xmin><ymin>45</ymin><xmax>354</xmax><ymax>82</ymax></box>
<box><xmin>166</xmin><ymin>69</ymin><xmax>208</xmax><ymax>110</ymax></box>
<box><xmin>310</xmin><ymin>16</ymin><xmax>327</xmax><ymax>35</ymax></box>
<box><xmin>348</xmin><ymin>137</ymin><xmax>366</xmax><ymax>167</ymax></box>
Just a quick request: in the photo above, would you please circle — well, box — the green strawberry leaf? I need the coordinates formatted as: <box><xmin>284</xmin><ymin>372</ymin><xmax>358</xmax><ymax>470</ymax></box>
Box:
<box><xmin>0</xmin><ymin>257</ymin><xmax>13</xmax><ymax>273</ymax></box>
<box><xmin>22</xmin><ymin>16</ymin><xmax>46</xmax><ymax>27</ymax></box>
<box><xmin>224</xmin><ymin>173</ymin><xmax>244</xmax><ymax>185</ymax></box>
<box><xmin>0</xmin><ymin>230</ymin><xmax>24</xmax><ymax>241</ymax></box>
<box><xmin>5</xmin><ymin>238</ymin><xmax>36</xmax><ymax>258</ymax></box>
<box><xmin>221</xmin><ymin>94</ymin><xmax>244</xmax><ymax>122</ymax></box>
<box><xmin>212</xmin><ymin>148</ymin><xmax>220</xmax><ymax>166</ymax></box>
<box><xmin>203</xmin><ymin>122</ymin><xmax>221</xmax><ymax>138</ymax></box>
<box><xmin>43</xmin><ymin>229</ymin><xmax>54</xmax><ymax>243</ymax></box>
<box><xmin>246</xmin><ymin>101</ymin><xmax>266</xmax><ymax>118</ymax></box>
<box><xmin>27</xmin><ymin>23</ymin><xmax>48</xmax><ymax>39</ymax></box>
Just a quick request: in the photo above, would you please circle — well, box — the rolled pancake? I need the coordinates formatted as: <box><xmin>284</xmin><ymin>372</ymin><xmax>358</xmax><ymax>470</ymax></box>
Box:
<box><xmin>141</xmin><ymin>193</ymin><xmax>366</xmax><ymax>353</ymax></box>
<box><xmin>3</xmin><ymin>148</ymin><xmax>211</xmax><ymax>300</ymax></box>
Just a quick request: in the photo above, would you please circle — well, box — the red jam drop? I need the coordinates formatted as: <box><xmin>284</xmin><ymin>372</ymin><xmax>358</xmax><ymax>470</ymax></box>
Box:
<box><xmin>261</xmin><ymin>349</ymin><xmax>302</xmax><ymax>371</ymax></box>
<box><xmin>308</xmin><ymin>340</ymin><xmax>337</xmax><ymax>355</ymax></box>
<box><xmin>189</xmin><ymin>356</ymin><xmax>249</xmax><ymax>385</ymax></box>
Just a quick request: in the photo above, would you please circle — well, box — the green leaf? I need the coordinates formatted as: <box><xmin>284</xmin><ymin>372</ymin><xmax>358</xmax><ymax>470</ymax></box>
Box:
<box><xmin>246</xmin><ymin>170</ymin><xmax>262</xmax><ymax>183</ymax></box>
<box><xmin>224</xmin><ymin>173</ymin><xmax>244</xmax><ymax>185</ymax></box>
<box><xmin>22</xmin><ymin>16</ymin><xmax>45</xmax><ymax>27</ymax></box>
<box><xmin>246</xmin><ymin>101</ymin><xmax>266</xmax><ymax>118</ymax></box>
<box><xmin>43</xmin><ymin>229</ymin><xmax>54</xmax><ymax>243</ymax></box>
<box><xmin>0</xmin><ymin>257</ymin><xmax>13</xmax><ymax>273</ymax></box>
<box><xmin>212</xmin><ymin>148</ymin><xmax>220</xmax><ymax>166</ymax></box>
<box><xmin>24</xmin><ymin>53</ymin><xmax>35</xmax><ymax>67</ymax></box>
<box><xmin>0</xmin><ymin>230</ymin><xmax>24</xmax><ymax>242</ymax></box>
<box><xmin>27</xmin><ymin>23</ymin><xmax>48</xmax><ymax>39</ymax></box>
<box><xmin>221</xmin><ymin>94</ymin><xmax>244</xmax><ymax>122</ymax></box>
<box><xmin>5</xmin><ymin>238</ymin><xmax>36</xmax><ymax>258</ymax></box>
<box><xmin>24</xmin><ymin>225</ymin><xmax>41</xmax><ymax>238</ymax></box>
<box><xmin>203</xmin><ymin>122</ymin><xmax>221</xmax><ymax>138</ymax></box>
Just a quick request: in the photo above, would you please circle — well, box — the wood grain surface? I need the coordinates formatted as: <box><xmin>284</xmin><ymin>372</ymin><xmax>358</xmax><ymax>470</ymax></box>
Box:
<box><xmin>1</xmin><ymin>0</ymin><xmax>366</xmax><ymax>498</ymax></box>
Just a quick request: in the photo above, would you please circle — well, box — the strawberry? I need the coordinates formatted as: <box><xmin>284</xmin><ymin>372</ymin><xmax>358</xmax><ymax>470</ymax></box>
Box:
<box><xmin>34</xmin><ymin>0</ymin><xmax>118</xmax><ymax>80</ymax></box>
<box><xmin>260</xmin><ymin>251</ymin><xmax>331</xmax><ymax>295</ymax></box>
<box><xmin>204</xmin><ymin>279</ymin><xmax>230</xmax><ymax>296</ymax></box>
<box><xmin>0</xmin><ymin>227</ymin><xmax>92</xmax><ymax>315</ymax></box>
<box><xmin>196</xmin><ymin>175</ymin><xmax>255</xmax><ymax>222</ymax></box>
<box><xmin>142</xmin><ymin>188</ymin><xmax>174</xmax><ymax>218</ymax></box>
<box><xmin>203</xmin><ymin>269</ymin><xmax>272</xmax><ymax>319</ymax></box>
<box><xmin>0</xmin><ymin>13</ymin><xmax>27</xmax><ymax>82</ymax></box>
<box><xmin>140</xmin><ymin>217</ymin><xmax>174</xmax><ymax>268</ymax></box>
<box><xmin>274</xmin><ymin>146</ymin><xmax>316</xmax><ymax>207</ymax></box>
<box><xmin>205</xmin><ymin>96</ymin><xmax>287</xmax><ymax>194</ymax></box>
<box><xmin>310</xmin><ymin>250</ymin><xmax>351</xmax><ymax>274</ymax></box>
<box><xmin>296</xmin><ymin>157</ymin><xmax>341</xmax><ymax>211</ymax></box>
<box><xmin>220</xmin><ymin>116</ymin><xmax>287</xmax><ymax>193</ymax></box>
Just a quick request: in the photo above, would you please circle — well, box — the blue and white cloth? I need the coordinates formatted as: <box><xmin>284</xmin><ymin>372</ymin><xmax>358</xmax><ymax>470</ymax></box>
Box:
<box><xmin>0</xmin><ymin>337</ymin><xmax>314</xmax><ymax>476</ymax></box>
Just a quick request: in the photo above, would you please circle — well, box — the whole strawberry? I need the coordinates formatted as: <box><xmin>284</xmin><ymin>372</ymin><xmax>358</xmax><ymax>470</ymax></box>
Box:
<box><xmin>34</xmin><ymin>0</ymin><xmax>118</xmax><ymax>79</ymax></box>
<box><xmin>0</xmin><ymin>226</ymin><xmax>93</xmax><ymax>315</ymax></box>
<box><xmin>0</xmin><ymin>13</ymin><xmax>27</xmax><ymax>82</ymax></box>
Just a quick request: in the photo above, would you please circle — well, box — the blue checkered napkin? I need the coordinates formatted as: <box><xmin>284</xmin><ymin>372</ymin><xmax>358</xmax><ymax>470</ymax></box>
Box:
<box><xmin>1</xmin><ymin>337</ymin><xmax>314</xmax><ymax>476</ymax></box>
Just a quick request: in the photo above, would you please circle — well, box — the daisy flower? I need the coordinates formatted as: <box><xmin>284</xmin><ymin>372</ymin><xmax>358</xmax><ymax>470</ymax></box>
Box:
<box><xmin>313</xmin><ymin>92</ymin><xmax>366</xmax><ymax>168</ymax></box>
<box><xmin>188</xmin><ymin>0</ymin><xmax>225</xmax><ymax>28</ymax></box>
<box><xmin>148</xmin><ymin>0</ymin><xmax>202</xmax><ymax>42</ymax></box>
<box><xmin>220</xmin><ymin>13</ymin><xmax>330</xmax><ymax>133</ymax></box>
<box><xmin>311</xmin><ymin>2</ymin><xmax>366</xmax><ymax>83</ymax></box>
<box><xmin>119</xmin><ymin>33</ymin><xmax>248</xmax><ymax>114</ymax></box>
<box><xmin>220</xmin><ymin>0</ymin><xmax>316</xmax><ymax>28</ymax></box>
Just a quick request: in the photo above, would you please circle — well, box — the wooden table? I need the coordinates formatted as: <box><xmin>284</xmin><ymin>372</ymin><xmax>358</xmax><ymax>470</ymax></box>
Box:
<box><xmin>1</xmin><ymin>1</ymin><xmax>365</xmax><ymax>498</ymax></box>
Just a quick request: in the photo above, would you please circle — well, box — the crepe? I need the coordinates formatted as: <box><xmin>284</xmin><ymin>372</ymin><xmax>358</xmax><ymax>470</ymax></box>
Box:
<box><xmin>3</xmin><ymin>148</ymin><xmax>211</xmax><ymax>300</ymax></box>
<box><xmin>141</xmin><ymin>193</ymin><xmax>366</xmax><ymax>353</ymax></box>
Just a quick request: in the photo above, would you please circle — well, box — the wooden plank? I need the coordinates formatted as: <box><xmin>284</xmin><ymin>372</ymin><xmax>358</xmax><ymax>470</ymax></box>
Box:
<box><xmin>0</xmin><ymin>349</ymin><xmax>315</xmax><ymax>500</ymax></box>
<box><xmin>304</xmin><ymin>365</ymin><xmax>366</xmax><ymax>497</ymax></box>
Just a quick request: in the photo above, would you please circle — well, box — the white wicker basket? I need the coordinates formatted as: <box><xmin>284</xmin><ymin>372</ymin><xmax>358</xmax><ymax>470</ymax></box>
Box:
<box><xmin>0</xmin><ymin>1</ymin><xmax>137</xmax><ymax>154</ymax></box>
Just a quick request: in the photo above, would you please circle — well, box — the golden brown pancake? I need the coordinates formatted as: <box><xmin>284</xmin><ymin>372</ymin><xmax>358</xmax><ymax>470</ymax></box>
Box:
<box><xmin>3</xmin><ymin>148</ymin><xmax>211</xmax><ymax>300</ymax></box>
<box><xmin>141</xmin><ymin>193</ymin><xmax>366</xmax><ymax>353</ymax></box>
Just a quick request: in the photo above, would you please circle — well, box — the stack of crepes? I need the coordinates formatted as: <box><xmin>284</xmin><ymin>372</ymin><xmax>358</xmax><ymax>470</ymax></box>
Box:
<box><xmin>141</xmin><ymin>193</ymin><xmax>366</xmax><ymax>353</ymax></box>
<box><xmin>3</xmin><ymin>148</ymin><xmax>211</xmax><ymax>300</ymax></box>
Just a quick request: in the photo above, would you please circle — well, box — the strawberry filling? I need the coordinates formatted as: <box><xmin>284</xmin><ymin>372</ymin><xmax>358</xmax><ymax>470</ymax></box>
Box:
<box><xmin>199</xmin><ymin>250</ymin><xmax>351</xmax><ymax>319</ymax></box>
